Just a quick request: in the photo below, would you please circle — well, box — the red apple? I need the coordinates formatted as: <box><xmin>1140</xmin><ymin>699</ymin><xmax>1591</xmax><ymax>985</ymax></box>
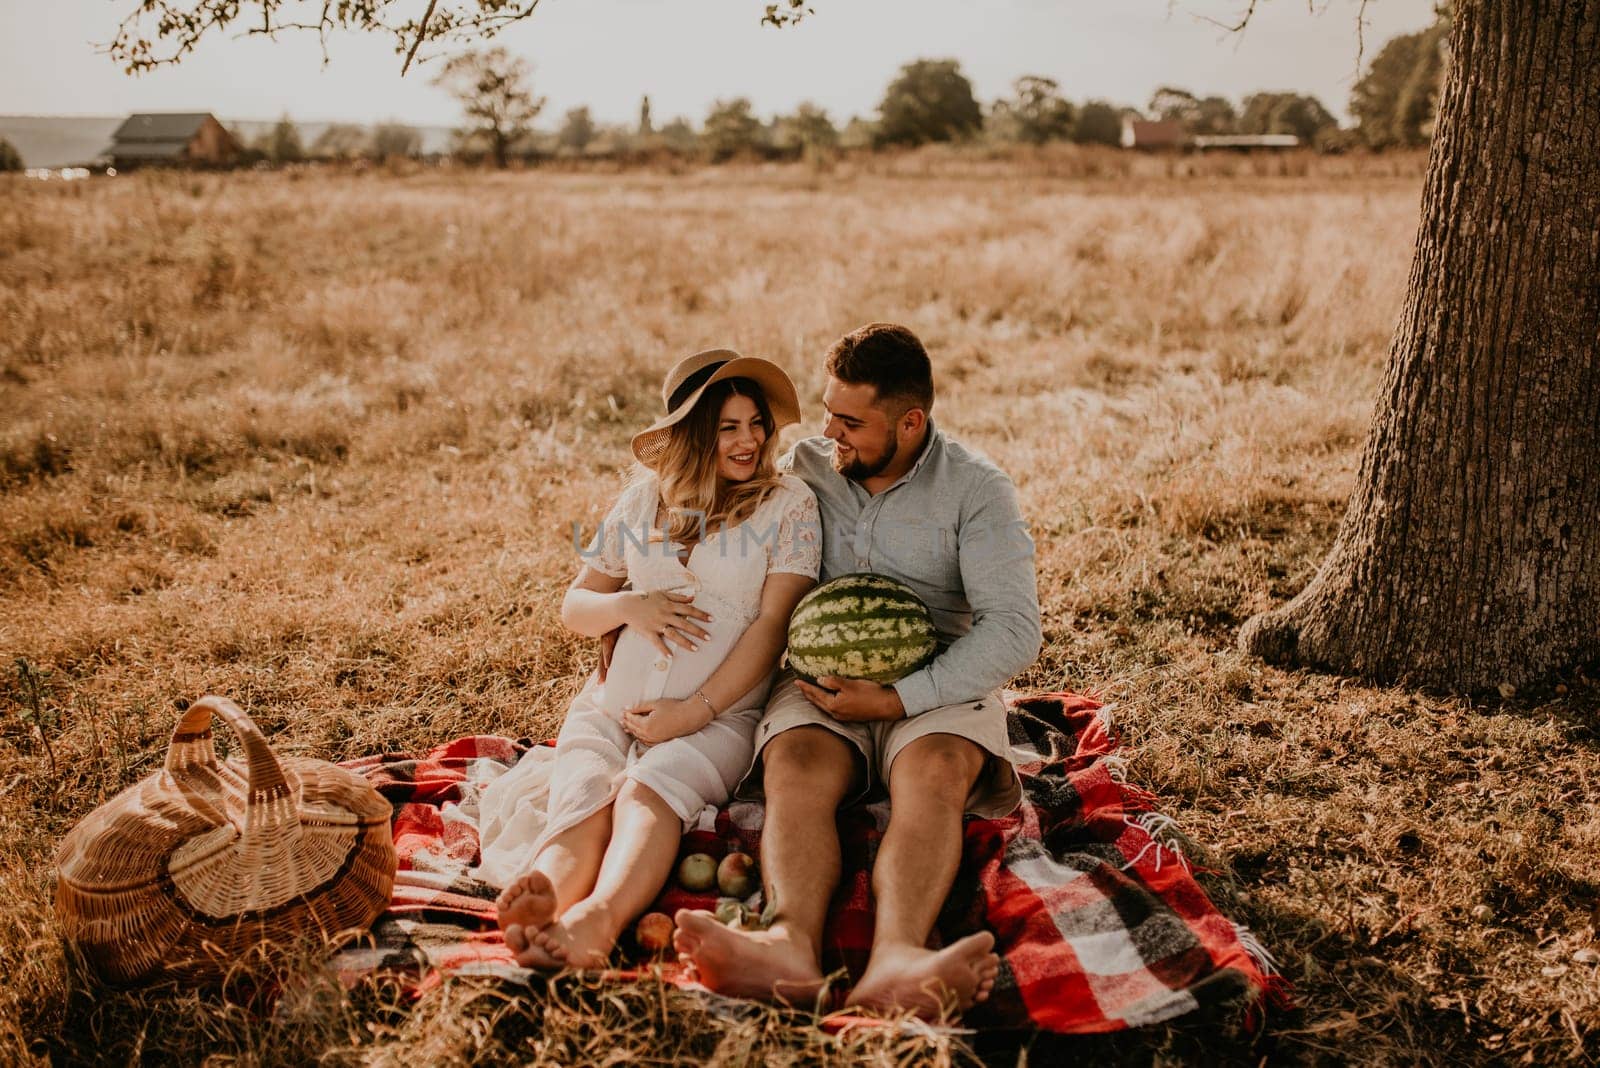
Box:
<box><xmin>634</xmin><ymin>912</ymin><xmax>675</xmax><ymax>953</ymax></box>
<box><xmin>716</xmin><ymin>852</ymin><xmax>758</xmax><ymax>898</ymax></box>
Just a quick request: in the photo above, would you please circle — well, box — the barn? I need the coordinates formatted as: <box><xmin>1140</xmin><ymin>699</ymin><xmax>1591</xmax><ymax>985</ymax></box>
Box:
<box><xmin>102</xmin><ymin>113</ymin><xmax>241</xmax><ymax>169</ymax></box>
<box><xmin>1119</xmin><ymin>117</ymin><xmax>1187</xmax><ymax>151</ymax></box>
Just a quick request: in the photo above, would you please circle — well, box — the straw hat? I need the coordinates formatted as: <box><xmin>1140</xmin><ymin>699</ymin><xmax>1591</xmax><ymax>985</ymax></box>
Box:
<box><xmin>55</xmin><ymin>696</ymin><xmax>397</xmax><ymax>984</ymax></box>
<box><xmin>630</xmin><ymin>348</ymin><xmax>802</xmax><ymax>467</ymax></box>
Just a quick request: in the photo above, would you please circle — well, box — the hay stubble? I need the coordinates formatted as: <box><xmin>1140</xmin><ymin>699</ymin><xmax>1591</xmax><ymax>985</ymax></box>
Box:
<box><xmin>1</xmin><ymin>158</ymin><xmax>1595</xmax><ymax>1064</ymax></box>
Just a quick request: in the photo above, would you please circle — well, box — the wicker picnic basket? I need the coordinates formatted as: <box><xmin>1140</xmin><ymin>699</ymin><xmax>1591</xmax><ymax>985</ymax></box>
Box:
<box><xmin>54</xmin><ymin>695</ymin><xmax>397</xmax><ymax>984</ymax></box>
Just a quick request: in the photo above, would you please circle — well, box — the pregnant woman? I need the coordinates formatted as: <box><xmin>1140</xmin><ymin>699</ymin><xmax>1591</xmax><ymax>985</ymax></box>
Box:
<box><xmin>478</xmin><ymin>349</ymin><xmax>819</xmax><ymax>968</ymax></box>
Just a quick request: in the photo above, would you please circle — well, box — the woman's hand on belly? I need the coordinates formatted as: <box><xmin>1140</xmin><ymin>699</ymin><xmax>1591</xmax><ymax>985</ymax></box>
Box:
<box><xmin>619</xmin><ymin>590</ymin><xmax>714</xmax><ymax>656</ymax></box>
<box><xmin>622</xmin><ymin>697</ymin><xmax>714</xmax><ymax>746</ymax></box>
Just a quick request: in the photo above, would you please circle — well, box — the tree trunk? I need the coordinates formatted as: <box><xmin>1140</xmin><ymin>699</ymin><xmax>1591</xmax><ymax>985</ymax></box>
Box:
<box><xmin>1240</xmin><ymin>0</ymin><xmax>1600</xmax><ymax>692</ymax></box>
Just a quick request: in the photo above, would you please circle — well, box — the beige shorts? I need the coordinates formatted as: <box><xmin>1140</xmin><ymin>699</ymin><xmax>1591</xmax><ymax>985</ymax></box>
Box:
<box><xmin>735</xmin><ymin>672</ymin><xmax>1022</xmax><ymax>820</ymax></box>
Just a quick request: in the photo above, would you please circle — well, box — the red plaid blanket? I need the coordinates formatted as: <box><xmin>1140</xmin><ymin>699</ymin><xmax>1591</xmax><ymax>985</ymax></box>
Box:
<box><xmin>332</xmin><ymin>692</ymin><xmax>1287</xmax><ymax>1032</ymax></box>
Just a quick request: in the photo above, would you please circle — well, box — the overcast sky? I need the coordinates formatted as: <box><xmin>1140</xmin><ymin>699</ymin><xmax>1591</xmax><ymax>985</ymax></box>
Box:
<box><xmin>2</xmin><ymin>1</ymin><xmax>1439</xmax><ymax>128</ymax></box>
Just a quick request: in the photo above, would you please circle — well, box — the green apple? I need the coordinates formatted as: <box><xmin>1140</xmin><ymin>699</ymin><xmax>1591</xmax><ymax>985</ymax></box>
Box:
<box><xmin>677</xmin><ymin>852</ymin><xmax>718</xmax><ymax>892</ymax></box>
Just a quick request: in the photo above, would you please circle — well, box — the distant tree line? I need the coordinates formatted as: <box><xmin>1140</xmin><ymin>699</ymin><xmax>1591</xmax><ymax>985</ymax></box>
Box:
<box><xmin>227</xmin><ymin>116</ymin><xmax>427</xmax><ymax>165</ymax></box>
<box><xmin>222</xmin><ymin>14</ymin><xmax>1449</xmax><ymax>171</ymax></box>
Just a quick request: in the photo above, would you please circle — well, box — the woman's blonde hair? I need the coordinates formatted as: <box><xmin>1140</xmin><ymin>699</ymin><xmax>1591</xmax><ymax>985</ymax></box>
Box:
<box><xmin>639</xmin><ymin>378</ymin><xmax>783</xmax><ymax>547</ymax></box>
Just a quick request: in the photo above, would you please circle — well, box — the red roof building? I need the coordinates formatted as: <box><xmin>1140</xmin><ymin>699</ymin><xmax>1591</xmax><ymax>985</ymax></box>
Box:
<box><xmin>1120</xmin><ymin>118</ymin><xmax>1188</xmax><ymax>150</ymax></box>
<box><xmin>102</xmin><ymin>113</ymin><xmax>241</xmax><ymax>168</ymax></box>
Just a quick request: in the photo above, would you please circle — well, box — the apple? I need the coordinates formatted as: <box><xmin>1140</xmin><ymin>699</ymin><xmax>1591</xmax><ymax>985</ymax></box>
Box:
<box><xmin>713</xmin><ymin>897</ymin><xmax>744</xmax><ymax>927</ymax></box>
<box><xmin>716</xmin><ymin>852</ymin><xmax>758</xmax><ymax>898</ymax></box>
<box><xmin>634</xmin><ymin>912</ymin><xmax>675</xmax><ymax>953</ymax></box>
<box><xmin>677</xmin><ymin>852</ymin><xmax>718</xmax><ymax>893</ymax></box>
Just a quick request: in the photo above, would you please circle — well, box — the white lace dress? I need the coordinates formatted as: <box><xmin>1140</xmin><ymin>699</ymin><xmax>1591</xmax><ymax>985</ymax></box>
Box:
<box><xmin>476</xmin><ymin>473</ymin><xmax>820</xmax><ymax>887</ymax></box>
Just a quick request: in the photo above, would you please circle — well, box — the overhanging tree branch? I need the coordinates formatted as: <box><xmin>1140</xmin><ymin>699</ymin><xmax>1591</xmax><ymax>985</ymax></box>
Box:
<box><xmin>401</xmin><ymin>0</ymin><xmax>440</xmax><ymax>74</ymax></box>
<box><xmin>106</xmin><ymin>0</ymin><xmax>804</xmax><ymax>74</ymax></box>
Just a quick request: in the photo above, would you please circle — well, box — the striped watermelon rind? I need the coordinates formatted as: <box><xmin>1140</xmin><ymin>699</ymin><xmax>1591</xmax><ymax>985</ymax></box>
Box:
<box><xmin>786</xmin><ymin>573</ymin><xmax>938</xmax><ymax>686</ymax></box>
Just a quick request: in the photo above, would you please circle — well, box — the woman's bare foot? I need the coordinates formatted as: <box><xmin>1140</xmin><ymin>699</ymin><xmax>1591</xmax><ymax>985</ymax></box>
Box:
<box><xmin>673</xmin><ymin>910</ymin><xmax>829</xmax><ymax>1005</ymax></box>
<box><xmin>516</xmin><ymin>899</ymin><xmax>619</xmax><ymax>970</ymax></box>
<box><xmin>496</xmin><ymin>871</ymin><xmax>559</xmax><ymax>958</ymax></box>
<box><xmin>845</xmin><ymin>932</ymin><xmax>1000</xmax><ymax>1019</ymax></box>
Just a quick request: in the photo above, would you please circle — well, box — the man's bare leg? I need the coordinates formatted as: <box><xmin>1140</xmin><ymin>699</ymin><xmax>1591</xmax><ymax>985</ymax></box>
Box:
<box><xmin>497</xmin><ymin>805</ymin><xmax>611</xmax><ymax>956</ymax></box>
<box><xmin>522</xmin><ymin>778</ymin><xmax>681</xmax><ymax>968</ymax></box>
<box><xmin>847</xmin><ymin>733</ymin><xmax>1001</xmax><ymax>1018</ymax></box>
<box><xmin>675</xmin><ymin>726</ymin><xmax>856</xmax><ymax>1004</ymax></box>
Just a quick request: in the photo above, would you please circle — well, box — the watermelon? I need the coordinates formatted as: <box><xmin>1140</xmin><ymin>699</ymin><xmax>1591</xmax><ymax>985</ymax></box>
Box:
<box><xmin>786</xmin><ymin>573</ymin><xmax>938</xmax><ymax>687</ymax></box>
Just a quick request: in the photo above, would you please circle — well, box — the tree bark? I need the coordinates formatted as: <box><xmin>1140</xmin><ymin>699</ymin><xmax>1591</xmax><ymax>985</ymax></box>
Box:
<box><xmin>1240</xmin><ymin>0</ymin><xmax>1600</xmax><ymax>692</ymax></box>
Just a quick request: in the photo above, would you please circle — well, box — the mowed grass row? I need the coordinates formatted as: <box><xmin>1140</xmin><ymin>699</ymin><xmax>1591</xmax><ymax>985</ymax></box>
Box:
<box><xmin>1</xmin><ymin>158</ymin><xmax>1595</xmax><ymax>1064</ymax></box>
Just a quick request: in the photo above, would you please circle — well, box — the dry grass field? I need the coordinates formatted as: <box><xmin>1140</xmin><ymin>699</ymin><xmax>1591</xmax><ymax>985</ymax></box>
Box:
<box><xmin>2</xmin><ymin>149</ymin><xmax>1597</xmax><ymax>1065</ymax></box>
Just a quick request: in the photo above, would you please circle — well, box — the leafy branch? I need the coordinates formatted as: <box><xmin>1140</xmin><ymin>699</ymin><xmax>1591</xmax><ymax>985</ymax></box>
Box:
<box><xmin>107</xmin><ymin>0</ymin><xmax>546</xmax><ymax>75</ymax></box>
<box><xmin>762</xmin><ymin>1</ymin><xmax>812</xmax><ymax>28</ymax></box>
<box><xmin>107</xmin><ymin>0</ymin><xmax>808</xmax><ymax>76</ymax></box>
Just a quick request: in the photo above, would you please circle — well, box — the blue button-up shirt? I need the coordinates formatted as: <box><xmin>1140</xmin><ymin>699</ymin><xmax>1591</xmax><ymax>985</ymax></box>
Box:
<box><xmin>782</xmin><ymin>423</ymin><xmax>1042</xmax><ymax>716</ymax></box>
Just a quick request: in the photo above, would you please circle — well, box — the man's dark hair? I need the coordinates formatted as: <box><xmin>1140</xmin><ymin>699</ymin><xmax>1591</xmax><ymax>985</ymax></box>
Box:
<box><xmin>824</xmin><ymin>323</ymin><xmax>935</xmax><ymax>416</ymax></box>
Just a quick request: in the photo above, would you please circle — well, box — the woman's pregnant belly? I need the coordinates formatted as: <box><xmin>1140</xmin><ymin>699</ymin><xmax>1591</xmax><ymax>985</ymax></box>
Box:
<box><xmin>596</xmin><ymin>612</ymin><xmax>747</xmax><ymax>720</ymax></box>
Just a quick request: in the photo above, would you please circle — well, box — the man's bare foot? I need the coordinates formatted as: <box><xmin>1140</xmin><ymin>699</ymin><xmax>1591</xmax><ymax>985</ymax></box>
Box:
<box><xmin>515</xmin><ymin>899</ymin><xmax>618</xmax><ymax>970</ymax></box>
<box><xmin>673</xmin><ymin>911</ymin><xmax>829</xmax><ymax>1005</ymax></box>
<box><xmin>496</xmin><ymin>871</ymin><xmax>558</xmax><ymax>958</ymax></box>
<box><xmin>845</xmin><ymin>932</ymin><xmax>1000</xmax><ymax>1019</ymax></box>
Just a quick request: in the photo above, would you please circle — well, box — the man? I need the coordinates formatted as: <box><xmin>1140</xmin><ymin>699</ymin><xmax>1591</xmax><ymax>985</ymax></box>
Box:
<box><xmin>674</xmin><ymin>322</ymin><xmax>1043</xmax><ymax>1017</ymax></box>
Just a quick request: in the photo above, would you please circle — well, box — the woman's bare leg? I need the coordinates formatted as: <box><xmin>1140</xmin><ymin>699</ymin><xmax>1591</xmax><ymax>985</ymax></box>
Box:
<box><xmin>527</xmin><ymin>778</ymin><xmax>681</xmax><ymax>968</ymax></box>
<box><xmin>501</xmin><ymin>696</ymin><xmax>635</xmax><ymax>963</ymax></box>
<box><xmin>498</xmin><ymin>804</ymin><xmax>612</xmax><ymax>959</ymax></box>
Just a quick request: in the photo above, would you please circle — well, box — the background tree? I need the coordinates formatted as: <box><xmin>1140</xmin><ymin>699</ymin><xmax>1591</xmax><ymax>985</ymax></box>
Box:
<box><xmin>839</xmin><ymin>116</ymin><xmax>877</xmax><ymax>150</ymax></box>
<box><xmin>0</xmin><ymin>138</ymin><xmax>22</xmax><ymax>172</ymax></box>
<box><xmin>432</xmin><ymin>48</ymin><xmax>544</xmax><ymax>168</ymax></box>
<box><xmin>255</xmin><ymin>116</ymin><xmax>304</xmax><ymax>163</ymax></box>
<box><xmin>587</xmin><ymin>124</ymin><xmax>638</xmax><ymax>156</ymax></box>
<box><xmin>1147</xmin><ymin>86</ymin><xmax>1198</xmax><ymax>123</ymax></box>
<box><xmin>1350</xmin><ymin>19</ymin><xmax>1450</xmax><ymax>148</ymax></box>
<box><xmin>638</xmin><ymin>96</ymin><xmax>653</xmax><ymax>138</ymax></box>
<box><xmin>370</xmin><ymin>122</ymin><xmax>422</xmax><ymax>159</ymax></box>
<box><xmin>1242</xmin><ymin>0</ymin><xmax>1600</xmax><ymax>692</ymax></box>
<box><xmin>225</xmin><ymin>124</ymin><xmax>264</xmax><ymax>165</ymax></box>
<box><xmin>1148</xmin><ymin>86</ymin><xmax>1236</xmax><ymax>135</ymax></box>
<box><xmin>990</xmin><ymin>75</ymin><xmax>1075</xmax><ymax>144</ymax></box>
<box><xmin>558</xmin><ymin>107</ymin><xmax>597</xmax><ymax>153</ymax></box>
<box><xmin>1239</xmin><ymin>92</ymin><xmax>1338</xmax><ymax>144</ymax></box>
<box><xmin>1072</xmin><ymin>100</ymin><xmax>1123</xmax><ymax>146</ymax></box>
<box><xmin>1191</xmin><ymin>97</ymin><xmax>1235</xmax><ymax>134</ymax></box>
<box><xmin>657</xmin><ymin>117</ymin><xmax>699</xmax><ymax>154</ymax></box>
<box><xmin>771</xmin><ymin>102</ymin><xmax>838</xmax><ymax>158</ymax></box>
<box><xmin>702</xmin><ymin>98</ymin><xmax>764</xmax><ymax>161</ymax></box>
<box><xmin>875</xmin><ymin>58</ymin><xmax>982</xmax><ymax>146</ymax></box>
<box><xmin>310</xmin><ymin>123</ymin><xmax>371</xmax><ymax>160</ymax></box>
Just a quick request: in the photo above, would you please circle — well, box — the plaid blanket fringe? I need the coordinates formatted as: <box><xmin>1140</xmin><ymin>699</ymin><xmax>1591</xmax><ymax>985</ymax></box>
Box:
<box><xmin>331</xmin><ymin>691</ymin><xmax>1289</xmax><ymax>1034</ymax></box>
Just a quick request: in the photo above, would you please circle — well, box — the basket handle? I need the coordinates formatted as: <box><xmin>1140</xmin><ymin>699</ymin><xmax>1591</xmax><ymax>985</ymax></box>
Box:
<box><xmin>164</xmin><ymin>695</ymin><xmax>295</xmax><ymax>837</ymax></box>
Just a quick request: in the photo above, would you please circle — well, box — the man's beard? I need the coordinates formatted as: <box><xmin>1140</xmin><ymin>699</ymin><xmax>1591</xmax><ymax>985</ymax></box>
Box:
<box><xmin>834</xmin><ymin>432</ymin><xmax>897</xmax><ymax>481</ymax></box>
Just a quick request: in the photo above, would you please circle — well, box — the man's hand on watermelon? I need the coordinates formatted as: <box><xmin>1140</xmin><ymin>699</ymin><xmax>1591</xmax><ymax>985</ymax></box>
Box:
<box><xmin>796</xmin><ymin>677</ymin><xmax>906</xmax><ymax>722</ymax></box>
<box><xmin>622</xmin><ymin>698</ymin><xmax>715</xmax><ymax>745</ymax></box>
